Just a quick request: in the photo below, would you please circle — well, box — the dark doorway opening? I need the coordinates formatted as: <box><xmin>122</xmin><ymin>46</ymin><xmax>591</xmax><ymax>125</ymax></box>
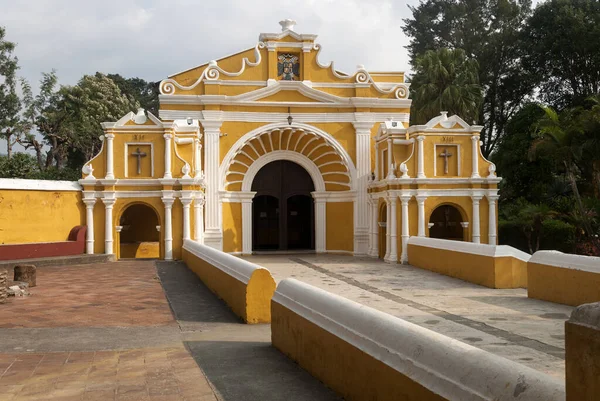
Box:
<box><xmin>429</xmin><ymin>205</ymin><xmax>464</xmax><ymax>241</ymax></box>
<box><xmin>119</xmin><ymin>203</ymin><xmax>160</xmax><ymax>259</ymax></box>
<box><xmin>252</xmin><ymin>160</ymin><xmax>315</xmax><ymax>251</ymax></box>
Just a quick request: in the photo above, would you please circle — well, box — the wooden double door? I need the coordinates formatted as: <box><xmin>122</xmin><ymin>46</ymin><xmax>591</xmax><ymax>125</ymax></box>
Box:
<box><xmin>252</xmin><ymin>160</ymin><xmax>315</xmax><ymax>251</ymax></box>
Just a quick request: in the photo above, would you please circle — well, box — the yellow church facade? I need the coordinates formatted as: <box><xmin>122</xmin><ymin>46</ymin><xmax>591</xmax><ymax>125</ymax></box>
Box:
<box><xmin>76</xmin><ymin>20</ymin><xmax>499</xmax><ymax>262</ymax></box>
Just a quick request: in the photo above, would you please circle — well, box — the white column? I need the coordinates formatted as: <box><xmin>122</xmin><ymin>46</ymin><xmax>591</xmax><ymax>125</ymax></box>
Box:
<box><xmin>488</xmin><ymin>195</ymin><xmax>499</xmax><ymax>245</ymax></box>
<box><xmin>471</xmin><ymin>135</ymin><xmax>481</xmax><ymax>178</ymax></box>
<box><xmin>384</xmin><ymin>199</ymin><xmax>391</xmax><ymax>260</ymax></box>
<box><xmin>400</xmin><ymin>195</ymin><xmax>411</xmax><ymax>264</ymax></box>
<box><xmin>416</xmin><ymin>135</ymin><xmax>426</xmax><ymax>178</ymax></box>
<box><xmin>163</xmin><ymin>133</ymin><xmax>173</xmax><ymax>179</ymax></box>
<box><xmin>83</xmin><ymin>198</ymin><xmax>96</xmax><ymax>254</ymax></box>
<box><xmin>201</xmin><ymin>120</ymin><xmax>224</xmax><ymax>250</ymax></box>
<box><xmin>386</xmin><ymin>197</ymin><xmax>398</xmax><ymax>263</ymax></box>
<box><xmin>471</xmin><ymin>195</ymin><xmax>482</xmax><ymax>244</ymax></box>
<box><xmin>194</xmin><ymin>136</ymin><xmax>202</xmax><ymax>178</ymax></box>
<box><xmin>314</xmin><ymin>197</ymin><xmax>327</xmax><ymax>253</ymax></box>
<box><xmin>353</xmin><ymin>122</ymin><xmax>373</xmax><ymax>256</ymax></box>
<box><xmin>102</xmin><ymin>197</ymin><xmax>115</xmax><ymax>254</ymax></box>
<box><xmin>194</xmin><ymin>196</ymin><xmax>205</xmax><ymax>243</ymax></box>
<box><xmin>162</xmin><ymin>197</ymin><xmax>174</xmax><ymax>260</ymax></box>
<box><xmin>105</xmin><ymin>133</ymin><xmax>115</xmax><ymax>180</ymax></box>
<box><xmin>416</xmin><ymin>195</ymin><xmax>426</xmax><ymax>237</ymax></box>
<box><xmin>181</xmin><ymin>197</ymin><xmax>192</xmax><ymax>241</ymax></box>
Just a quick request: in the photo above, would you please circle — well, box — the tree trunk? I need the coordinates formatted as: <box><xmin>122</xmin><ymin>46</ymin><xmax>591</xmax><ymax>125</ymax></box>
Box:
<box><xmin>565</xmin><ymin>161</ymin><xmax>593</xmax><ymax>235</ymax></box>
<box><xmin>5</xmin><ymin>128</ymin><xmax>12</xmax><ymax>159</ymax></box>
<box><xmin>593</xmin><ymin>160</ymin><xmax>600</xmax><ymax>200</ymax></box>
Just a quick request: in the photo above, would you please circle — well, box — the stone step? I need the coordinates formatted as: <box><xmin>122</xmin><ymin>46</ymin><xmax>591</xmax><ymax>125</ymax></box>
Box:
<box><xmin>0</xmin><ymin>254</ymin><xmax>115</xmax><ymax>270</ymax></box>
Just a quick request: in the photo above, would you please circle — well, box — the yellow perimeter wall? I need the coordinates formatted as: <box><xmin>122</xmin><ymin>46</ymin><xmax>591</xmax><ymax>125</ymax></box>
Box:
<box><xmin>182</xmin><ymin>240</ymin><xmax>276</xmax><ymax>323</ymax></box>
<box><xmin>0</xmin><ymin>188</ymin><xmax>85</xmax><ymax>245</ymax></box>
<box><xmin>528</xmin><ymin>251</ymin><xmax>600</xmax><ymax>306</ymax></box>
<box><xmin>407</xmin><ymin>238</ymin><xmax>528</xmax><ymax>289</ymax></box>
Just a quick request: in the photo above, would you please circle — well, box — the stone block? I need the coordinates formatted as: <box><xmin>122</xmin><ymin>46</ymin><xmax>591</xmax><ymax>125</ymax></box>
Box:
<box><xmin>14</xmin><ymin>264</ymin><xmax>36</xmax><ymax>287</ymax></box>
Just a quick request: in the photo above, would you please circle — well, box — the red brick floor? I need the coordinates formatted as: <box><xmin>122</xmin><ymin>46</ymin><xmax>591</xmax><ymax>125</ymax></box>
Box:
<box><xmin>0</xmin><ymin>261</ymin><xmax>175</xmax><ymax>328</ymax></box>
<box><xmin>0</xmin><ymin>261</ymin><xmax>218</xmax><ymax>401</ymax></box>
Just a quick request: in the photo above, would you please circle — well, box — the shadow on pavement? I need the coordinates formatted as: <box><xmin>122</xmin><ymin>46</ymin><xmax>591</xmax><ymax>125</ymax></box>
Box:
<box><xmin>156</xmin><ymin>261</ymin><xmax>241</xmax><ymax>327</ymax></box>
<box><xmin>185</xmin><ymin>340</ymin><xmax>341</xmax><ymax>401</ymax></box>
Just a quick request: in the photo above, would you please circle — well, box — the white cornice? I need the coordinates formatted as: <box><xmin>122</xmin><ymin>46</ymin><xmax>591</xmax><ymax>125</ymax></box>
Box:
<box><xmin>0</xmin><ymin>178</ymin><xmax>81</xmax><ymax>191</ymax></box>
<box><xmin>159</xmin><ymin>110</ymin><xmax>409</xmax><ymax>123</ymax></box>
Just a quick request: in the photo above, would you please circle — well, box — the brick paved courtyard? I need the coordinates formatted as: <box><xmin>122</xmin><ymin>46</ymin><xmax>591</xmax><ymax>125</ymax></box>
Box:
<box><xmin>0</xmin><ymin>261</ymin><xmax>217</xmax><ymax>401</ymax></box>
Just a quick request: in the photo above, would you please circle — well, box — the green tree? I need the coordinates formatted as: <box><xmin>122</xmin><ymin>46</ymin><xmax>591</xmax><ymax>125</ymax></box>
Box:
<box><xmin>522</xmin><ymin>0</ymin><xmax>600</xmax><ymax>108</ymax></box>
<box><xmin>107</xmin><ymin>74</ymin><xmax>159</xmax><ymax>116</ymax></box>
<box><xmin>409</xmin><ymin>48</ymin><xmax>482</xmax><ymax>125</ymax></box>
<box><xmin>60</xmin><ymin>73</ymin><xmax>139</xmax><ymax>165</ymax></box>
<box><xmin>0</xmin><ymin>153</ymin><xmax>38</xmax><ymax>178</ymax></box>
<box><xmin>531</xmin><ymin>105</ymin><xmax>593</xmax><ymax>235</ymax></box>
<box><xmin>402</xmin><ymin>0</ymin><xmax>535</xmax><ymax>156</ymax></box>
<box><xmin>0</xmin><ymin>26</ymin><xmax>21</xmax><ymax>159</ymax></box>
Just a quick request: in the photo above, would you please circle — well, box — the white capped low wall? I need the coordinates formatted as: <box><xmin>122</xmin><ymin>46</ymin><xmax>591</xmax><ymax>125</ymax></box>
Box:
<box><xmin>530</xmin><ymin>250</ymin><xmax>600</xmax><ymax>273</ymax></box>
<box><xmin>408</xmin><ymin>236</ymin><xmax>531</xmax><ymax>262</ymax></box>
<box><xmin>272</xmin><ymin>278</ymin><xmax>565</xmax><ymax>401</ymax></box>
<box><xmin>183</xmin><ymin>239</ymin><xmax>265</xmax><ymax>284</ymax></box>
<box><xmin>0</xmin><ymin>178</ymin><xmax>82</xmax><ymax>191</ymax></box>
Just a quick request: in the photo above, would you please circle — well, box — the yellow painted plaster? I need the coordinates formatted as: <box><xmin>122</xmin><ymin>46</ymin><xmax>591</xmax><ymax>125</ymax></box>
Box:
<box><xmin>528</xmin><ymin>263</ymin><xmax>600</xmax><ymax>306</ymax></box>
<box><xmin>0</xmin><ymin>190</ymin><xmax>85</xmax><ymax>245</ymax></box>
<box><xmin>326</xmin><ymin>202</ymin><xmax>353</xmax><ymax>252</ymax></box>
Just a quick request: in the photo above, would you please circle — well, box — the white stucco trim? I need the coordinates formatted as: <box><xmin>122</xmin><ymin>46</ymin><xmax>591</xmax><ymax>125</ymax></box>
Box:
<box><xmin>220</xmin><ymin>122</ymin><xmax>356</xmax><ymax>191</ymax></box>
<box><xmin>273</xmin><ymin>278</ymin><xmax>564</xmax><ymax>401</ymax></box>
<box><xmin>530</xmin><ymin>250</ymin><xmax>600</xmax><ymax>273</ymax></box>
<box><xmin>408</xmin><ymin>237</ymin><xmax>531</xmax><ymax>262</ymax></box>
<box><xmin>241</xmin><ymin>151</ymin><xmax>326</xmax><ymax>192</ymax></box>
<box><xmin>433</xmin><ymin>143</ymin><xmax>461</xmax><ymax>177</ymax></box>
<box><xmin>0</xmin><ymin>179</ymin><xmax>81</xmax><ymax>191</ymax></box>
<box><xmin>159</xmin><ymin>110</ymin><xmax>410</xmax><ymax>123</ymax></box>
<box><xmin>124</xmin><ymin>142</ymin><xmax>154</xmax><ymax>178</ymax></box>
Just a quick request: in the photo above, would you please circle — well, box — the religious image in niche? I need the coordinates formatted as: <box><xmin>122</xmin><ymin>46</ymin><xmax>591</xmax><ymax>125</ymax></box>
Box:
<box><xmin>278</xmin><ymin>53</ymin><xmax>300</xmax><ymax>81</ymax></box>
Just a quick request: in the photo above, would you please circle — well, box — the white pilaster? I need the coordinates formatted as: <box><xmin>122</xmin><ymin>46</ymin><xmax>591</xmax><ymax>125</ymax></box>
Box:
<box><xmin>163</xmin><ymin>133</ymin><xmax>173</xmax><ymax>179</ymax></box>
<box><xmin>416</xmin><ymin>195</ymin><xmax>426</xmax><ymax>237</ymax></box>
<box><xmin>374</xmin><ymin>142</ymin><xmax>380</xmax><ymax>181</ymax></box>
<box><xmin>241</xmin><ymin>192</ymin><xmax>257</xmax><ymax>254</ymax></box>
<box><xmin>83</xmin><ymin>198</ymin><xmax>96</xmax><ymax>254</ymax></box>
<box><xmin>314</xmin><ymin>198</ymin><xmax>327</xmax><ymax>253</ymax></box>
<box><xmin>353</xmin><ymin>122</ymin><xmax>373</xmax><ymax>256</ymax></box>
<box><xmin>194</xmin><ymin>135</ymin><xmax>203</xmax><ymax>178</ymax></box>
<box><xmin>471</xmin><ymin>135</ymin><xmax>481</xmax><ymax>178</ymax></box>
<box><xmin>417</xmin><ymin>135</ymin><xmax>426</xmax><ymax>178</ymax></box>
<box><xmin>102</xmin><ymin>196</ymin><xmax>115</xmax><ymax>255</ymax></box>
<box><xmin>488</xmin><ymin>195</ymin><xmax>499</xmax><ymax>245</ymax></box>
<box><xmin>105</xmin><ymin>133</ymin><xmax>115</xmax><ymax>180</ymax></box>
<box><xmin>162</xmin><ymin>196</ymin><xmax>174</xmax><ymax>260</ymax></box>
<box><xmin>201</xmin><ymin>120</ymin><xmax>224</xmax><ymax>250</ymax></box>
<box><xmin>181</xmin><ymin>196</ymin><xmax>192</xmax><ymax>241</ymax></box>
<box><xmin>400</xmin><ymin>195</ymin><xmax>411</xmax><ymax>264</ymax></box>
<box><xmin>386</xmin><ymin>196</ymin><xmax>398</xmax><ymax>263</ymax></box>
<box><xmin>194</xmin><ymin>196</ymin><xmax>205</xmax><ymax>243</ymax></box>
<box><xmin>368</xmin><ymin>199</ymin><xmax>379</xmax><ymax>257</ymax></box>
<box><xmin>471</xmin><ymin>195</ymin><xmax>483</xmax><ymax>244</ymax></box>
<box><xmin>384</xmin><ymin>199</ymin><xmax>391</xmax><ymax>260</ymax></box>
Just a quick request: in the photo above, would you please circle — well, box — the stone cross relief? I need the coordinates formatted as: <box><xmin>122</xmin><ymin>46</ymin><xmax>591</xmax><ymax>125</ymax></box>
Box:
<box><xmin>439</xmin><ymin>148</ymin><xmax>453</xmax><ymax>174</ymax></box>
<box><xmin>131</xmin><ymin>147</ymin><xmax>147</xmax><ymax>175</ymax></box>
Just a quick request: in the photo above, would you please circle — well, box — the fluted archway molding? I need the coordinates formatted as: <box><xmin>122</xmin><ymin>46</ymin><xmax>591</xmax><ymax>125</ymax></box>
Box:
<box><xmin>219</xmin><ymin>122</ymin><xmax>357</xmax><ymax>191</ymax></box>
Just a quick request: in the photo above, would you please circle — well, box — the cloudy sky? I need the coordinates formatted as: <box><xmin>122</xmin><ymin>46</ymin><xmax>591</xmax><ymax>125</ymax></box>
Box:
<box><xmin>1</xmin><ymin>0</ymin><xmax>418</xmax><ymax>87</ymax></box>
<box><xmin>1</xmin><ymin>0</ymin><xmax>421</xmax><ymax>154</ymax></box>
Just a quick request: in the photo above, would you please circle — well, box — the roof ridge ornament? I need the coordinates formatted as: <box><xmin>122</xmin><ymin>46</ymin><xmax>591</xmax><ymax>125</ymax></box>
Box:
<box><xmin>279</xmin><ymin>19</ymin><xmax>297</xmax><ymax>32</ymax></box>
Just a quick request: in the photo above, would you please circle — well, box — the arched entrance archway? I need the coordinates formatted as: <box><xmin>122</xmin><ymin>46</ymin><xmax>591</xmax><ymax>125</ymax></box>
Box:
<box><xmin>429</xmin><ymin>204</ymin><xmax>464</xmax><ymax>241</ymax></box>
<box><xmin>252</xmin><ymin>160</ymin><xmax>315</xmax><ymax>251</ymax></box>
<box><xmin>119</xmin><ymin>203</ymin><xmax>160</xmax><ymax>259</ymax></box>
<box><xmin>378</xmin><ymin>202</ymin><xmax>387</xmax><ymax>259</ymax></box>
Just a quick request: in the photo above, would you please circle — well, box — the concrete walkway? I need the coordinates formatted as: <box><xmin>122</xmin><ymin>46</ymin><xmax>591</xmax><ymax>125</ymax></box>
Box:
<box><xmin>244</xmin><ymin>254</ymin><xmax>572</xmax><ymax>379</ymax></box>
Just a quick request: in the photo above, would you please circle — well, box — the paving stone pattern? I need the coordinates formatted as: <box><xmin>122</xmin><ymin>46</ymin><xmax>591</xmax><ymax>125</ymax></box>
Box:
<box><xmin>245</xmin><ymin>254</ymin><xmax>573</xmax><ymax>379</ymax></box>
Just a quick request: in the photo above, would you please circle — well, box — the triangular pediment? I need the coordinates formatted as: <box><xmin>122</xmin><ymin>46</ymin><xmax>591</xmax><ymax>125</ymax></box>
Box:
<box><xmin>233</xmin><ymin>81</ymin><xmax>344</xmax><ymax>104</ymax></box>
<box><xmin>101</xmin><ymin>109</ymin><xmax>163</xmax><ymax>129</ymax></box>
